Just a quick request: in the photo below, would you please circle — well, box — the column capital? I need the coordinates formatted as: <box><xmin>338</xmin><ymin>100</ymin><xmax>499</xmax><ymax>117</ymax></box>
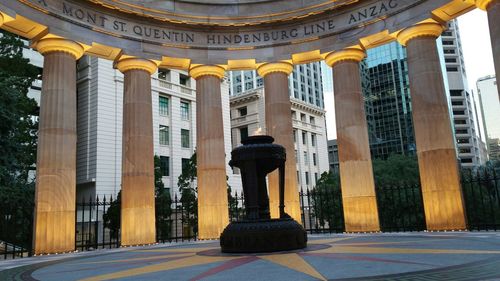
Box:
<box><xmin>397</xmin><ymin>22</ymin><xmax>444</xmax><ymax>46</ymax></box>
<box><xmin>116</xmin><ymin>57</ymin><xmax>158</xmax><ymax>75</ymax></box>
<box><xmin>476</xmin><ymin>0</ymin><xmax>496</xmax><ymax>10</ymax></box>
<box><xmin>257</xmin><ymin>61</ymin><xmax>293</xmax><ymax>77</ymax></box>
<box><xmin>35</xmin><ymin>37</ymin><xmax>85</xmax><ymax>59</ymax></box>
<box><xmin>189</xmin><ymin>65</ymin><xmax>226</xmax><ymax>79</ymax></box>
<box><xmin>324</xmin><ymin>48</ymin><xmax>366</xmax><ymax>67</ymax></box>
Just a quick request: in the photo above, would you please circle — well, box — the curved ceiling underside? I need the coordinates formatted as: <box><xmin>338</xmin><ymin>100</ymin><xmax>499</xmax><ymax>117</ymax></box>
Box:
<box><xmin>0</xmin><ymin>0</ymin><xmax>476</xmax><ymax>68</ymax></box>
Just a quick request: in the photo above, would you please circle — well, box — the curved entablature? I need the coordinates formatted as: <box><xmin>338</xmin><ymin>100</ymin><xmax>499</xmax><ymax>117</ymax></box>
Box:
<box><xmin>90</xmin><ymin>0</ymin><xmax>357</xmax><ymax>26</ymax></box>
<box><xmin>0</xmin><ymin>0</ymin><xmax>480</xmax><ymax>69</ymax></box>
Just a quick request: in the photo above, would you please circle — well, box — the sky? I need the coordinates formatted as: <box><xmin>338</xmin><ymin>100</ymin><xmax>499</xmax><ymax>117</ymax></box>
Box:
<box><xmin>324</xmin><ymin>10</ymin><xmax>495</xmax><ymax>140</ymax></box>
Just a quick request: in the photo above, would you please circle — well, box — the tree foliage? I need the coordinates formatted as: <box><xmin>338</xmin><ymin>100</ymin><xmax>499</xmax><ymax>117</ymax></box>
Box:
<box><xmin>177</xmin><ymin>152</ymin><xmax>235</xmax><ymax>231</ymax></box>
<box><xmin>103</xmin><ymin>156</ymin><xmax>173</xmax><ymax>239</ymax></box>
<box><xmin>372</xmin><ymin>154</ymin><xmax>420</xmax><ymax>185</ymax></box>
<box><xmin>177</xmin><ymin>152</ymin><xmax>198</xmax><ymax>230</ymax></box>
<box><xmin>311</xmin><ymin>171</ymin><xmax>344</xmax><ymax>230</ymax></box>
<box><xmin>0</xmin><ymin>31</ymin><xmax>39</xmax><ymax>249</ymax></box>
<box><xmin>154</xmin><ymin>155</ymin><xmax>172</xmax><ymax>240</ymax></box>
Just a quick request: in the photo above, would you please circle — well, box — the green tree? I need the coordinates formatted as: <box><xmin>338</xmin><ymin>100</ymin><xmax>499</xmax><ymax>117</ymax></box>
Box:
<box><xmin>154</xmin><ymin>155</ymin><xmax>172</xmax><ymax>240</ymax></box>
<box><xmin>0</xmin><ymin>31</ymin><xmax>39</xmax><ymax>249</ymax></box>
<box><xmin>372</xmin><ymin>154</ymin><xmax>424</xmax><ymax>231</ymax></box>
<box><xmin>372</xmin><ymin>154</ymin><xmax>420</xmax><ymax>185</ymax></box>
<box><xmin>177</xmin><ymin>152</ymin><xmax>198</xmax><ymax>230</ymax></box>
<box><xmin>103</xmin><ymin>156</ymin><xmax>172</xmax><ymax>241</ymax></box>
<box><xmin>311</xmin><ymin>171</ymin><xmax>344</xmax><ymax>230</ymax></box>
<box><xmin>102</xmin><ymin>191</ymin><xmax>121</xmax><ymax>240</ymax></box>
<box><xmin>177</xmin><ymin>152</ymin><xmax>236</xmax><ymax>230</ymax></box>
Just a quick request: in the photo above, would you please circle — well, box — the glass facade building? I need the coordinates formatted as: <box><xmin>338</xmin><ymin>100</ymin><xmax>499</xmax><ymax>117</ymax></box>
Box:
<box><xmin>361</xmin><ymin>42</ymin><xmax>416</xmax><ymax>159</ymax></box>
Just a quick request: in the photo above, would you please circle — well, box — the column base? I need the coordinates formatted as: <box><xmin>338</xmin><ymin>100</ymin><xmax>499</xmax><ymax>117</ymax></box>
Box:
<box><xmin>121</xmin><ymin>206</ymin><xmax>156</xmax><ymax>246</ymax></box>
<box><xmin>342</xmin><ymin>196</ymin><xmax>381</xmax><ymax>232</ymax></box>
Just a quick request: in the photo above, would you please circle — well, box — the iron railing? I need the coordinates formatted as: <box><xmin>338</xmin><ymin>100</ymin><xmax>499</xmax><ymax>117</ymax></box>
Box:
<box><xmin>76</xmin><ymin>196</ymin><xmax>120</xmax><ymax>251</ymax></box>
<box><xmin>376</xmin><ymin>183</ymin><xmax>426</xmax><ymax>232</ymax></box>
<box><xmin>462</xmin><ymin>168</ymin><xmax>500</xmax><ymax>231</ymax></box>
<box><xmin>300</xmin><ymin>185</ymin><xmax>345</xmax><ymax>234</ymax></box>
<box><xmin>2</xmin><ymin>167</ymin><xmax>500</xmax><ymax>260</ymax></box>
<box><xmin>1</xmin><ymin>241</ymin><xmax>31</xmax><ymax>260</ymax></box>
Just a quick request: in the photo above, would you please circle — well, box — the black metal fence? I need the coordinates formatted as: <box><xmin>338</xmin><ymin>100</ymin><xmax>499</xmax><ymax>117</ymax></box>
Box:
<box><xmin>75</xmin><ymin>193</ymin><xmax>197</xmax><ymax>252</ymax></box>
<box><xmin>76</xmin><ymin>196</ymin><xmax>120</xmax><ymax>251</ymax></box>
<box><xmin>300</xmin><ymin>185</ymin><xmax>345</xmax><ymax>234</ymax></box>
<box><xmin>462</xmin><ymin>168</ymin><xmax>500</xmax><ymax>230</ymax></box>
<box><xmin>376</xmin><ymin>183</ymin><xmax>426</xmax><ymax>232</ymax></box>
<box><xmin>2</xmin><ymin>168</ymin><xmax>500</xmax><ymax>260</ymax></box>
<box><xmin>1</xmin><ymin>241</ymin><xmax>31</xmax><ymax>260</ymax></box>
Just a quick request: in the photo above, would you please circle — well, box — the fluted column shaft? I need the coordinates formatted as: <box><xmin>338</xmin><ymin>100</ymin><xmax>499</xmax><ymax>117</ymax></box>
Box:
<box><xmin>326</xmin><ymin>49</ymin><xmax>380</xmax><ymax>232</ymax></box>
<box><xmin>484</xmin><ymin>0</ymin><xmax>500</xmax><ymax>99</ymax></box>
<box><xmin>117</xmin><ymin>58</ymin><xmax>157</xmax><ymax>246</ymax></box>
<box><xmin>190</xmin><ymin>65</ymin><xmax>229</xmax><ymax>239</ymax></box>
<box><xmin>33</xmin><ymin>38</ymin><xmax>84</xmax><ymax>254</ymax></box>
<box><xmin>399</xmin><ymin>23</ymin><xmax>467</xmax><ymax>230</ymax></box>
<box><xmin>257</xmin><ymin>62</ymin><xmax>301</xmax><ymax>222</ymax></box>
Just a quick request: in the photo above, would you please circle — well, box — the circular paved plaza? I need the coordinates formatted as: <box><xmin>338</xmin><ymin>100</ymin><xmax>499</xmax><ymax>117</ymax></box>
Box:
<box><xmin>2</xmin><ymin>232</ymin><xmax>500</xmax><ymax>280</ymax></box>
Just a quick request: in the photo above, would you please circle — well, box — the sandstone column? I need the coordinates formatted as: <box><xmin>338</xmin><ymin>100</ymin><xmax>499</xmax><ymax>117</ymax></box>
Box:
<box><xmin>33</xmin><ymin>37</ymin><xmax>84</xmax><ymax>254</ymax></box>
<box><xmin>116</xmin><ymin>58</ymin><xmax>158</xmax><ymax>246</ymax></box>
<box><xmin>325</xmin><ymin>48</ymin><xmax>380</xmax><ymax>232</ymax></box>
<box><xmin>477</xmin><ymin>0</ymin><xmax>500</xmax><ymax>99</ymax></box>
<box><xmin>189</xmin><ymin>65</ymin><xmax>229</xmax><ymax>239</ymax></box>
<box><xmin>257</xmin><ymin>62</ymin><xmax>301</xmax><ymax>222</ymax></box>
<box><xmin>398</xmin><ymin>22</ymin><xmax>467</xmax><ymax>230</ymax></box>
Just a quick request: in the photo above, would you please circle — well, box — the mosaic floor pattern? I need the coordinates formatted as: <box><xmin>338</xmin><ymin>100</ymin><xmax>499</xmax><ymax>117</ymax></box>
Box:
<box><xmin>2</xmin><ymin>232</ymin><xmax>500</xmax><ymax>280</ymax></box>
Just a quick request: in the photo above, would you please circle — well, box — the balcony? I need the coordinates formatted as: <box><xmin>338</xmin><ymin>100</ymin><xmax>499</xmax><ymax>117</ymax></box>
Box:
<box><xmin>153</xmin><ymin>78</ymin><xmax>195</xmax><ymax>96</ymax></box>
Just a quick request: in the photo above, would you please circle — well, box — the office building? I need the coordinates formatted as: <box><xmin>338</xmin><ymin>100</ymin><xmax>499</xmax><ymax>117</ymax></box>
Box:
<box><xmin>228</xmin><ymin>62</ymin><xmax>329</xmax><ymax>188</ymax></box>
<box><xmin>477</xmin><ymin>75</ymin><xmax>500</xmax><ymax>161</ymax></box>
<box><xmin>442</xmin><ymin>19</ymin><xmax>484</xmax><ymax>168</ymax></box>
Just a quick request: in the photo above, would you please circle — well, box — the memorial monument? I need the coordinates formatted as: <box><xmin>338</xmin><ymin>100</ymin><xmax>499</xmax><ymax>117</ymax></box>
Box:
<box><xmin>0</xmin><ymin>0</ymin><xmax>497</xmax><ymax>255</ymax></box>
<box><xmin>220</xmin><ymin>135</ymin><xmax>307</xmax><ymax>253</ymax></box>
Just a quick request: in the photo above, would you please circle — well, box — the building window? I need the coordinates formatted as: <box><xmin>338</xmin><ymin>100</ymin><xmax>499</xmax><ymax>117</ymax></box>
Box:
<box><xmin>309</xmin><ymin>116</ymin><xmax>315</xmax><ymax>124</ymax></box>
<box><xmin>159</xmin><ymin>125</ymin><xmax>169</xmax><ymax>145</ymax></box>
<box><xmin>182</xmin><ymin>158</ymin><xmax>190</xmax><ymax>173</ymax></box>
<box><xmin>179</xmin><ymin>74</ymin><xmax>190</xmax><ymax>86</ymax></box>
<box><xmin>181</xmin><ymin>129</ymin><xmax>190</xmax><ymax>148</ymax></box>
<box><xmin>305</xmin><ymin>172</ymin><xmax>309</xmax><ymax>185</ymax></box>
<box><xmin>293</xmin><ymin>129</ymin><xmax>297</xmax><ymax>143</ymax></box>
<box><xmin>459</xmin><ymin>148</ymin><xmax>471</xmax><ymax>154</ymax></box>
<box><xmin>159</xmin><ymin>96</ymin><xmax>169</xmax><ymax>116</ymax></box>
<box><xmin>158</xmin><ymin>69</ymin><xmax>170</xmax><ymax>80</ymax></box>
<box><xmin>160</xmin><ymin>156</ymin><xmax>170</xmax><ymax>176</ymax></box>
<box><xmin>447</xmin><ymin>66</ymin><xmax>458</xmax><ymax>72</ymax></box>
<box><xmin>238</xmin><ymin>106</ymin><xmax>247</xmax><ymax>116</ymax></box>
<box><xmin>181</xmin><ymin>101</ymin><xmax>190</xmax><ymax>120</ymax></box>
<box><xmin>313</xmin><ymin>153</ymin><xmax>317</xmax><ymax>166</ymax></box>
<box><xmin>311</xmin><ymin>134</ymin><xmax>316</xmax><ymax>147</ymax></box>
<box><xmin>314</xmin><ymin>173</ymin><xmax>318</xmax><ymax>184</ymax></box>
<box><xmin>302</xmin><ymin>132</ymin><xmax>307</xmax><ymax>145</ymax></box>
<box><xmin>304</xmin><ymin>152</ymin><xmax>308</xmax><ymax>165</ymax></box>
<box><xmin>297</xmin><ymin>170</ymin><xmax>300</xmax><ymax>184</ymax></box>
<box><xmin>240</xmin><ymin>127</ymin><xmax>248</xmax><ymax>142</ymax></box>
